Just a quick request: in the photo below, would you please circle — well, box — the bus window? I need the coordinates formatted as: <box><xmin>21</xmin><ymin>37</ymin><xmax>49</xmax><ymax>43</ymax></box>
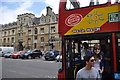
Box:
<box><xmin>66</xmin><ymin>0</ymin><xmax>80</xmax><ymax>10</ymax></box>
<box><xmin>66</xmin><ymin>0</ymin><xmax>109</xmax><ymax>10</ymax></box>
<box><xmin>116</xmin><ymin>33</ymin><xmax>120</xmax><ymax>72</ymax></box>
<box><xmin>66</xmin><ymin>0</ymin><xmax>120</xmax><ymax>10</ymax></box>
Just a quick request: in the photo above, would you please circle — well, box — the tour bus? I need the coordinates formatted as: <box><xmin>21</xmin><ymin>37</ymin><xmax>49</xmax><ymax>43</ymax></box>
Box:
<box><xmin>58</xmin><ymin>0</ymin><xmax>120</xmax><ymax>80</ymax></box>
<box><xmin>0</xmin><ymin>47</ymin><xmax>14</xmax><ymax>57</ymax></box>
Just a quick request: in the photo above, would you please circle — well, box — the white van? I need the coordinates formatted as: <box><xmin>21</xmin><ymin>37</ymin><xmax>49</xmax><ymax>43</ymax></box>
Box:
<box><xmin>0</xmin><ymin>47</ymin><xmax>14</xmax><ymax>57</ymax></box>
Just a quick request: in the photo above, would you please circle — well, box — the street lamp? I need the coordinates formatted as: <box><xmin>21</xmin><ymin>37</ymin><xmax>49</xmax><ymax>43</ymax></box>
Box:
<box><xmin>47</xmin><ymin>23</ymin><xmax>51</xmax><ymax>50</ymax></box>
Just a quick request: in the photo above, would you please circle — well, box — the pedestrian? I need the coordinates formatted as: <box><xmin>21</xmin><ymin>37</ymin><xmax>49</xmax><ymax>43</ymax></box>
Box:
<box><xmin>100</xmin><ymin>39</ymin><xmax>112</xmax><ymax>80</ymax></box>
<box><xmin>76</xmin><ymin>54</ymin><xmax>100</xmax><ymax>80</ymax></box>
<box><xmin>81</xmin><ymin>42</ymin><xmax>90</xmax><ymax>60</ymax></box>
<box><xmin>88</xmin><ymin>44</ymin><xmax>104</xmax><ymax>78</ymax></box>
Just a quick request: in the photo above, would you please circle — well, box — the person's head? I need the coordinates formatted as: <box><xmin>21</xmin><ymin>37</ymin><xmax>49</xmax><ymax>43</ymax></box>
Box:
<box><xmin>100</xmin><ymin>40</ymin><xmax>107</xmax><ymax>45</ymax></box>
<box><xmin>93</xmin><ymin>44</ymin><xmax>101</xmax><ymax>54</ymax></box>
<box><xmin>83</xmin><ymin>42</ymin><xmax>89</xmax><ymax>49</ymax></box>
<box><xmin>84</xmin><ymin>54</ymin><xmax>95</xmax><ymax>67</ymax></box>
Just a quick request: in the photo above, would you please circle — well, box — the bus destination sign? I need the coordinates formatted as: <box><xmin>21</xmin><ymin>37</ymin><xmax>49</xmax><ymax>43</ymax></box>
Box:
<box><xmin>108</xmin><ymin>12</ymin><xmax>120</xmax><ymax>23</ymax></box>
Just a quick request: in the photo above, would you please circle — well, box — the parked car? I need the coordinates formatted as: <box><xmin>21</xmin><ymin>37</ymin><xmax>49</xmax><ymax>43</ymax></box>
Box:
<box><xmin>11</xmin><ymin>51</ymin><xmax>22</xmax><ymax>59</ymax></box>
<box><xmin>56</xmin><ymin>54</ymin><xmax>62</xmax><ymax>62</ymax></box>
<box><xmin>0</xmin><ymin>47</ymin><xmax>14</xmax><ymax>57</ymax></box>
<box><xmin>41</xmin><ymin>51</ymin><xmax>46</xmax><ymax>56</ymax></box>
<box><xmin>4</xmin><ymin>52</ymin><xmax>13</xmax><ymax>58</ymax></box>
<box><xmin>19</xmin><ymin>51</ymin><xmax>28</xmax><ymax>59</ymax></box>
<box><xmin>22</xmin><ymin>50</ymin><xmax>42</xmax><ymax>59</ymax></box>
<box><xmin>44</xmin><ymin>50</ymin><xmax>60</xmax><ymax>60</ymax></box>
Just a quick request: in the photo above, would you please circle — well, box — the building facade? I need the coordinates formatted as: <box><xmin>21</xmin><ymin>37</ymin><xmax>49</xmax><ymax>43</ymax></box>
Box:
<box><xmin>0</xmin><ymin>7</ymin><xmax>61</xmax><ymax>51</ymax></box>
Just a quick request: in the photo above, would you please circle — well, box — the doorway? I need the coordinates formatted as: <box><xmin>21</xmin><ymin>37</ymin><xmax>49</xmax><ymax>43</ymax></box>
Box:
<box><xmin>65</xmin><ymin>33</ymin><xmax>114</xmax><ymax>80</ymax></box>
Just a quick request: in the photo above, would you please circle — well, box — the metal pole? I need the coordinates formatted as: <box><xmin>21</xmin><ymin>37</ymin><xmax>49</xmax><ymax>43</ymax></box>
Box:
<box><xmin>48</xmin><ymin>24</ymin><xmax>50</xmax><ymax>50</ymax></box>
<box><xmin>32</xmin><ymin>27</ymin><xmax>34</xmax><ymax>50</ymax></box>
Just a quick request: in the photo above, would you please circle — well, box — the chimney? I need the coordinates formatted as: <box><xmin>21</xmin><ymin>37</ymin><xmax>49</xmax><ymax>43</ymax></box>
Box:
<box><xmin>46</xmin><ymin>6</ymin><xmax>52</xmax><ymax>16</ymax></box>
<box><xmin>89</xmin><ymin>0</ymin><xmax>94</xmax><ymax>6</ymax></box>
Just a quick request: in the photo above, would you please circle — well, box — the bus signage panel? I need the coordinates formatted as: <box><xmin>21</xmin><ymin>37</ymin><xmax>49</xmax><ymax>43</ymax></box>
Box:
<box><xmin>109</xmin><ymin>12</ymin><xmax>120</xmax><ymax>23</ymax></box>
<box><xmin>65</xmin><ymin>14</ymin><xmax>83</xmax><ymax>26</ymax></box>
<box><xmin>64</xmin><ymin>5</ymin><xmax>120</xmax><ymax>35</ymax></box>
<box><xmin>72</xmin><ymin>27</ymin><xmax>100</xmax><ymax>33</ymax></box>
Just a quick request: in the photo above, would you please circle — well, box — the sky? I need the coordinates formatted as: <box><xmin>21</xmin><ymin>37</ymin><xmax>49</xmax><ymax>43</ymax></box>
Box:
<box><xmin>0</xmin><ymin>0</ymin><xmax>60</xmax><ymax>24</ymax></box>
<box><xmin>0</xmin><ymin>0</ymin><xmax>119</xmax><ymax>24</ymax></box>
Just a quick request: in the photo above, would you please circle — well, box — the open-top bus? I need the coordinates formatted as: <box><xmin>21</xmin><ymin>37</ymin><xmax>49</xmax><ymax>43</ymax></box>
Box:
<box><xmin>58</xmin><ymin>0</ymin><xmax>120</xmax><ymax>80</ymax></box>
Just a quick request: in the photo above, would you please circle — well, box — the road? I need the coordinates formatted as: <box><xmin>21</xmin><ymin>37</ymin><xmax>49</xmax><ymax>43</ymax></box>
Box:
<box><xmin>1</xmin><ymin>57</ymin><xmax>60</xmax><ymax>79</ymax></box>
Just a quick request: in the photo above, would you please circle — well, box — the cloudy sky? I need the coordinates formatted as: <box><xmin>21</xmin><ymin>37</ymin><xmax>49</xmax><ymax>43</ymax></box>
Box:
<box><xmin>0</xmin><ymin>0</ymin><xmax>60</xmax><ymax>24</ymax></box>
<box><xmin>0</xmin><ymin>0</ymin><xmax>118</xmax><ymax>24</ymax></box>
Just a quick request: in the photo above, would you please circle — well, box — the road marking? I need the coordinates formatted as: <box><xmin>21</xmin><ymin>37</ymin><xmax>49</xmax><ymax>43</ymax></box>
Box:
<box><xmin>9</xmin><ymin>70</ymin><xmax>17</xmax><ymax>73</ymax></box>
<box><xmin>47</xmin><ymin>76</ymin><xmax>56</xmax><ymax>78</ymax></box>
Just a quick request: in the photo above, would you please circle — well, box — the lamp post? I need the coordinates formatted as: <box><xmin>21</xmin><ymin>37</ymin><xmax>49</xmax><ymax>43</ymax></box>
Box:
<box><xmin>18</xmin><ymin>24</ymin><xmax>23</xmax><ymax>51</ymax></box>
<box><xmin>48</xmin><ymin>23</ymin><xmax>51</xmax><ymax>50</ymax></box>
<box><xmin>31</xmin><ymin>20</ymin><xmax>36</xmax><ymax>50</ymax></box>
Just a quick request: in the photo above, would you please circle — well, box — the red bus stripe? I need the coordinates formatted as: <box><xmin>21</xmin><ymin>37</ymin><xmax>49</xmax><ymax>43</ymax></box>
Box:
<box><xmin>112</xmin><ymin>33</ymin><xmax>117</xmax><ymax>72</ymax></box>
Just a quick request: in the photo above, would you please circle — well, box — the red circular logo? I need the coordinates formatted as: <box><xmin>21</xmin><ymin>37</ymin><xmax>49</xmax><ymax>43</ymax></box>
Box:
<box><xmin>65</xmin><ymin>14</ymin><xmax>83</xmax><ymax>26</ymax></box>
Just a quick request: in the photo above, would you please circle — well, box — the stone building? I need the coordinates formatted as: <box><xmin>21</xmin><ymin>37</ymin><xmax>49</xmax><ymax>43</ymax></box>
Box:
<box><xmin>0</xmin><ymin>6</ymin><xmax>61</xmax><ymax>51</ymax></box>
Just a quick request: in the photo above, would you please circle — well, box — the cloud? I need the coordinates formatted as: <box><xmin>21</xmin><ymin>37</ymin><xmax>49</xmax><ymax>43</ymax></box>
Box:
<box><xmin>0</xmin><ymin>5</ymin><xmax>17</xmax><ymax>24</ymax></box>
<box><xmin>45</xmin><ymin>0</ymin><xmax>60</xmax><ymax>13</ymax></box>
<box><xmin>1</xmin><ymin>0</ymin><xmax>44</xmax><ymax>2</ymax></box>
<box><xmin>0</xmin><ymin>0</ymin><xmax>60</xmax><ymax>24</ymax></box>
<box><xmin>0</xmin><ymin>1</ymin><xmax>34</xmax><ymax>24</ymax></box>
<box><xmin>39</xmin><ymin>0</ymin><xmax>60</xmax><ymax>16</ymax></box>
<box><xmin>15</xmin><ymin>1</ymin><xmax>34</xmax><ymax>15</ymax></box>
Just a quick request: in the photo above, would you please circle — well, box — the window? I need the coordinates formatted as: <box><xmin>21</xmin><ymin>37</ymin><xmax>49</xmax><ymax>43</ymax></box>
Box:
<box><xmin>35</xmin><ymin>28</ymin><xmax>38</xmax><ymax>34</ymax></box>
<box><xmin>28</xmin><ymin>30</ymin><xmax>31</xmax><ymax>34</ymax></box>
<box><xmin>4</xmin><ymin>32</ymin><xmax>6</xmax><ymax>36</ymax></box>
<box><xmin>28</xmin><ymin>38</ymin><xmax>31</xmax><ymax>44</ymax></box>
<box><xmin>8</xmin><ymin>31</ymin><xmax>10</xmax><ymax>35</ymax></box>
<box><xmin>40</xmin><ymin>28</ymin><xmax>44</xmax><ymax>34</ymax></box>
<box><xmin>4</xmin><ymin>38</ymin><xmax>6</xmax><ymax>43</ymax></box>
<box><xmin>51</xmin><ymin>36</ymin><xmax>55</xmax><ymax>41</ymax></box>
<box><xmin>8</xmin><ymin>38</ymin><xmax>10</xmax><ymax>43</ymax></box>
<box><xmin>66</xmin><ymin>0</ymin><xmax>108</xmax><ymax>10</ymax></box>
<box><xmin>34</xmin><ymin>36</ymin><xmax>37</xmax><ymax>40</ymax></box>
<box><xmin>12</xmin><ymin>30</ymin><xmax>15</xmax><ymax>35</ymax></box>
<box><xmin>116</xmin><ymin>33</ymin><xmax>120</xmax><ymax>72</ymax></box>
<box><xmin>11</xmin><ymin>37</ymin><xmax>14</xmax><ymax>43</ymax></box>
<box><xmin>51</xmin><ymin>26</ymin><xmax>56</xmax><ymax>33</ymax></box>
<box><xmin>52</xmin><ymin>15</ymin><xmax>55</xmax><ymax>22</ymax></box>
<box><xmin>34</xmin><ymin>43</ymin><xmax>37</xmax><ymax>48</ymax></box>
<box><xmin>41</xmin><ymin>37</ymin><xmax>44</xmax><ymax>42</ymax></box>
<box><xmin>40</xmin><ymin>17</ymin><xmax>45</xmax><ymax>23</ymax></box>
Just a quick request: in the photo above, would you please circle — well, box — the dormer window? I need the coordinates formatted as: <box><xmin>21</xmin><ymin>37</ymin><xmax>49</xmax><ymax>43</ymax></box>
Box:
<box><xmin>52</xmin><ymin>15</ymin><xmax>55</xmax><ymax>22</ymax></box>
